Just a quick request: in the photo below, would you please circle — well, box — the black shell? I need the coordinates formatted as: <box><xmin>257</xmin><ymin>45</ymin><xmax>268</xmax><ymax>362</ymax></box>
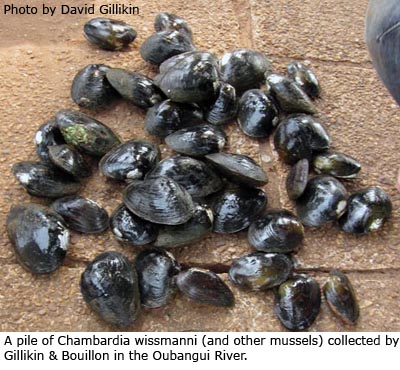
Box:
<box><xmin>237</xmin><ymin>89</ymin><xmax>279</xmax><ymax>138</ymax></box>
<box><xmin>275</xmin><ymin>274</ymin><xmax>321</xmax><ymax>331</ymax></box>
<box><xmin>80</xmin><ymin>251</ymin><xmax>141</xmax><ymax>327</ymax></box>
<box><xmin>12</xmin><ymin>161</ymin><xmax>81</xmax><ymax>198</ymax></box>
<box><xmin>286</xmin><ymin>158</ymin><xmax>309</xmax><ymax>200</ymax></box>
<box><xmin>34</xmin><ymin>120</ymin><xmax>66</xmax><ymax>163</ymax></box>
<box><xmin>123</xmin><ymin>176</ymin><xmax>195</xmax><ymax>225</ymax></box>
<box><xmin>229</xmin><ymin>252</ymin><xmax>293</xmax><ymax>290</ymax></box>
<box><xmin>248</xmin><ymin>209</ymin><xmax>304</xmax><ymax>253</ymax></box>
<box><xmin>71</xmin><ymin>64</ymin><xmax>117</xmax><ymax>109</ymax></box>
<box><xmin>287</xmin><ymin>62</ymin><xmax>320</xmax><ymax>100</ymax></box>
<box><xmin>83</xmin><ymin>17</ymin><xmax>137</xmax><ymax>50</ymax></box>
<box><xmin>154</xmin><ymin>12</ymin><xmax>193</xmax><ymax>41</ymax></box>
<box><xmin>99</xmin><ymin>140</ymin><xmax>160</xmax><ymax>181</ymax></box>
<box><xmin>177</xmin><ymin>267</ymin><xmax>234</xmax><ymax>307</ymax></box>
<box><xmin>312</xmin><ymin>151</ymin><xmax>361</xmax><ymax>179</ymax></box>
<box><xmin>204</xmin><ymin>83</ymin><xmax>238</xmax><ymax>125</ymax></box>
<box><xmin>6</xmin><ymin>204</ymin><xmax>69</xmax><ymax>274</ymax></box>
<box><xmin>51</xmin><ymin>195</ymin><xmax>109</xmax><ymax>234</ymax></box>
<box><xmin>135</xmin><ymin>248</ymin><xmax>180</xmax><ymax>308</ymax></box>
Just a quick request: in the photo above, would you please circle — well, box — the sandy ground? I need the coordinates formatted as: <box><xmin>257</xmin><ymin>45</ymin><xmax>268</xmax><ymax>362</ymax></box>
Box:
<box><xmin>0</xmin><ymin>0</ymin><xmax>399</xmax><ymax>331</ymax></box>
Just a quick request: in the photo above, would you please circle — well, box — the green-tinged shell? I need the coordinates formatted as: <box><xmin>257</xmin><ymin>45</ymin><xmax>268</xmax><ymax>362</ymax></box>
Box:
<box><xmin>154</xmin><ymin>12</ymin><xmax>193</xmax><ymax>41</ymax></box>
<box><xmin>287</xmin><ymin>62</ymin><xmax>320</xmax><ymax>100</ymax></box>
<box><xmin>34</xmin><ymin>120</ymin><xmax>66</xmax><ymax>163</ymax></box>
<box><xmin>286</xmin><ymin>159</ymin><xmax>309</xmax><ymax>200</ymax></box>
<box><xmin>312</xmin><ymin>151</ymin><xmax>361</xmax><ymax>179</ymax></box>
<box><xmin>204</xmin><ymin>83</ymin><xmax>238</xmax><ymax>125</ymax></box>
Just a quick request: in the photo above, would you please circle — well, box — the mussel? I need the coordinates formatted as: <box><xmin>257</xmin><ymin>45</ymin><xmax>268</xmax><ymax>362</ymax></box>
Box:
<box><xmin>287</xmin><ymin>62</ymin><xmax>320</xmax><ymax>100</ymax></box>
<box><xmin>286</xmin><ymin>158</ymin><xmax>309</xmax><ymax>200</ymax></box>
<box><xmin>154</xmin><ymin>12</ymin><xmax>193</xmax><ymax>41</ymax></box>
<box><xmin>204</xmin><ymin>83</ymin><xmax>238</xmax><ymax>125</ymax></box>
<box><xmin>312</xmin><ymin>151</ymin><xmax>361</xmax><ymax>179</ymax></box>
<box><xmin>34</xmin><ymin>120</ymin><xmax>65</xmax><ymax>163</ymax></box>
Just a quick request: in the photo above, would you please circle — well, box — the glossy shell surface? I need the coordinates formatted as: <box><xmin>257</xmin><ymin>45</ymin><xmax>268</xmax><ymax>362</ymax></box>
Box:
<box><xmin>286</xmin><ymin>158</ymin><xmax>309</xmax><ymax>200</ymax></box>
<box><xmin>154</xmin><ymin>12</ymin><xmax>193</xmax><ymax>40</ymax></box>
<box><xmin>312</xmin><ymin>151</ymin><xmax>361</xmax><ymax>179</ymax></box>
<box><xmin>204</xmin><ymin>82</ymin><xmax>238</xmax><ymax>125</ymax></box>
<box><xmin>287</xmin><ymin>62</ymin><xmax>320</xmax><ymax>100</ymax></box>
<box><xmin>34</xmin><ymin>120</ymin><xmax>66</xmax><ymax>163</ymax></box>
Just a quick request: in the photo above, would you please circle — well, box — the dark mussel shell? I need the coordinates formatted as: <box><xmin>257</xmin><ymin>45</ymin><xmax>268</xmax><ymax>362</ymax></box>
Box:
<box><xmin>83</xmin><ymin>17</ymin><xmax>137</xmax><ymax>51</ymax></box>
<box><xmin>106</xmin><ymin>68</ymin><xmax>164</xmax><ymax>109</ymax></box>
<box><xmin>248</xmin><ymin>209</ymin><xmax>304</xmax><ymax>253</ymax></box>
<box><xmin>165</xmin><ymin>124</ymin><xmax>227</xmax><ymax>157</ymax></box>
<box><xmin>99</xmin><ymin>140</ymin><xmax>160</xmax><ymax>181</ymax></box>
<box><xmin>296</xmin><ymin>175</ymin><xmax>347</xmax><ymax>227</ymax></box>
<box><xmin>146</xmin><ymin>156</ymin><xmax>223</xmax><ymax>197</ymax></box>
<box><xmin>154</xmin><ymin>203</ymin><xmax>213</xmax><ymax>248</ymax></box>
<box><xmin>287</xmin><ymin>62</ymin><xmax>320</xmax><ymax>100</ymax></box>
<box><xmin>135</xmin><ymin>248</ymin><xmax>180</xmax><ymax>308</ymax></box>
<box><xmin>51</xmin><ymin>195</ymin><xmax>109</xmax><ymax>234</ymax></box>
<box><xmin>177</xmin><ymin>267</ymin><xmax>234</xmax><ymax>307</ymax></box>
<box><xmin>237</xmin><ymin>89</ymin><xmax>279</xmax><ymax>138</ymax></box>
<box><xmin>220</xmin><ymin>49</ymin><xmax>271</xmax><ymax>95</ymax></box>
<box><xmin>312</xmin><ymin>151</ymin><xmax>361</xmax><ymax>179</ymax></box>
<box><xmin>154</xmin><ymin>12</ymin><xmax>193</xmax><ymax>41</ymax></box>
<box><xmin>212</xmin><ymin>187</ymin><xmax>267</xmax><ymax>233</ymax></box>
<box><xmin>275</xmin><ymin>274</ymin><xmax>321</xmax><ymax>331</ymax></box>
<box><xmin>205</xmin><ymin>152</ymin><xmax>267</xmax><ymax>188</ymax></box>
<box><xmin>56</xmin><ymin>109</ymin><xmax>121</xmax><ymax>157</ymax></box>
<box><xmin>338</xmin><ymin>186</ymin><xmax>392</xmax><ymax>234</ymax></box>
<box><xmin>34</xmin><ymin>120</ymin><xmax>65</xmax><ymax>163</ymax></box>
<box><xmin>145</xmin><ymin>99</ymin><xmax>204</xmax><ymax>138</ymax></box>
<box><xmin>71</xmin><ymin>64</ymin><xmax>117</xmax><ymax>109</ymax></box>
<box><xmin>48</xmin><ymin>144</ymin><xmax>91</xmax><ymax>179</ymax></box>
<box><xmin>80</xmin><ymin>251</ymin><xmax>141</xmax><ymax>327</ymax></box>
<box><xmin>140</xmin><ymin>30</ymin><xmax>195</xmax><ymax>66</ymax></box>
<box><xmin>12</xmin><ymin>161</ymin><xmax>81</xmax><ymax>198</ymax></box>
<box><xmin>266</xmin><ymin>74</ymin><xmax>317</xmax><ymax>114</ymax></box>
<box><xmin>6</xmin><ymin>204</ymin><xmax>69</xmax><ymax>274</ymax></box>
<box><xmin>110</xmin><ymin>204</ymin><xmax>158</xmax><ymax>246</ymax></box>
<box><xmin>229</xmin><ymin>252</ymin><xmax>293</xmax><ymax>291</ymax></box>
<box><xmin>204</xmin><ymin>83</ymin><xmax>238</xmax><ymax>125</ymax></box>
<box><xmin>123</xmin><ymin>176</ymin><xmax>194</xmax><ymax>225</ymax></box>
<box><xmin>286</xmin><ymin>158</ymin><xmax>309</xmax><ymax>200</ymax></box>
<box><xmin>323</xmin><ymin>270</ymin><xmax>359</xmax><ymax>325</ymax></box>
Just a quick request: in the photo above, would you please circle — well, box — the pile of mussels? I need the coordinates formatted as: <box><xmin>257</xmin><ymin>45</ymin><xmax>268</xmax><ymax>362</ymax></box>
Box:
<box><xmin>6</xmin><ymin>14</ymin><xmax>393</xmax><ymax>331</ymax></box>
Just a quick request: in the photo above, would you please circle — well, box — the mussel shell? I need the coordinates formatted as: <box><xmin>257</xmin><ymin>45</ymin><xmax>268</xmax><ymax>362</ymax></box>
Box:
<box><xmin>248</xmin><ymin>209</ymin><xmax>304</xmax><ymax>253</ymax></box>
<box><xmin>177</xmin><ymin>267</ymin><xmax>234</xmax><ymax>307</ymax></box>
<box><xmin>220</xmin><ymin>49</ymin><xmax>271</xmax><ymax>95</ymax></box>
<box><xmin>135</xmin><ymin>248</ymin><xmax>180</xmax><ymax>308</ymax></box>
<box><xmin>110</xmin><ymin>204</ymin><xmax>158</xmax><ymax>246</ymax></box>
<box><xmin>154</xmin><ymin>12</ymin><xmax>193</xmax><ymax>41</ymax></box>
<box><xmin>338</xmin><ymin>186</ymin><xmax>392</xmax><ymax>234</ymax></box>
<box><xmin>204</xmin><ymin>83</ymin><xmax>238</xmax><ymax>125</ymax></box>
<box><xmin>123</xmin><ymin>176</ymin><xmax>195</xmax><ymax>225</ymax></box>
<box><xmin>56</xmin><ymin>109</ymin><xmax>121</xmax><ymax>157</ymax></box>
<box><xmin>51</xmin><ymin>195</ymin><xmax>109</xmax><ymax>234</ymax></box>
<box><xmin>229</xmin><ymin>252</ymin><xmax>293</xmax><ymax>291</ymax></box>
<box><xmin>6</xmin><ymin>204</ymin><xmax>69</xmax><ymax>274</ymax></box>
<box><xmin>71</xmin><ymin>64</ymin><xmax>117</xmax><ymax>109</ymax></box>
<box><xmin>165</xmin><ymin>124</ymin><xmax>227</xmax><ymax>157</ymax></box>
<box><xmin>205</xmin><ymin>152</ymin><xmax>267</xmax><ymax>188</ymax></box>
<box><xmin>300</xmin><ymin>115</ymin><xmax>331</xmax><ymax>152</ymax></box>
<box><xmin>275</xmin><ymin>274</ymin><xmax>321</xmax><ymax>331</ymax></box>
<box><xmin>106</xmin><ymin>68</ymin><xmax>164</xmax><ymax>108</ymax></box>
<box><xmin>12</xmin><ymin>161</ymin><xmax>81</xmax><ymax>198</ymax></box>
<box><xmin>83</xmin><ymin>17</ymin><xmax>137</xmax><ymax>51</ymax></box>
<box><xmin>287</xmin><ymin>62</ymin><xmax>320</xmax><ymax>100</ymax></box>
<box><xmin>99</xmin><ymin>140</ymin><xmax>160</xmax><ymax>181</ymax></box>
<box><xmin>296</xmin><ymin>175</ymin><xmax>347</xmax><ymax>227</ymax></box>
<box><xmin>212</xmin><ymin>187</ymin><xmax>267</xmax><ymax>233</ymax></box>
<box><xmin>80</xmin><ymin>251</ymin><xmax>141</xmax><ymax>327</ymax></box>
<box><xmin>323</xmin><ymin>270</ymin><xmax>359</xmax><ymax>324</ymax></box>
<box><xmin>146</xmin><ymin>156</ymin><xmax>223</xmax><ymax>197</ymax></box>
<box><xmin>34</xmin><ymin>120</ymin><xmax>66</xmax><ymax>163</ymax></box>
<box><xmin>286</xmin><ymin>158</ymin><xmax>309</xmax><ymax>200</ymax></box>
<box><xmin>237</xmin><ymin>89</ymin><xmax>279</xmax><ymax>138</ymax></box>
<box><xmin>48</xmin><ymin>144</ymin><xmax>91</xmax><ymax>179</ymax></box>
<box><xmin>312</xmin><ymin>151</ymin><xmax>361</xmax><ymax>179</ymax></box>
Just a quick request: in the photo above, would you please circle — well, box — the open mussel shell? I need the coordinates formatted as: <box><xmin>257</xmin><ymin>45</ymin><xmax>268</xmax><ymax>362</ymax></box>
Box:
<box><xmin>229</xmin><ymin>252</ymin><xmax>293</xmax><ymax>291</ymax></box>
<box><xmin>212</xmin><ymin>187</ymin><xmax>267</xmax><ymax>233</ymax></box>
<box><xmin>99</xmin><ymin>140</ymin><xmax>160</xmax><ymax>181</ymax></box>
<box><xmin>80</xmin><ymin>251</ymin><xmax>141</xmax><ymax>328</ymax></box>
<box><xmin>123</xmin><ymin>176</ymin><xmax>194</xmax><ymax>225</ymax></box>
<box><xmin>177</xmin><ymin>267</ymin><xmax>234</xmax><ymax>307</ymax></box>
<box><xmin>275</xmin><ymin>274</ymin><xmax>321</xmax><ymax>331</ymax></box>
<box><xmin>296</xmin><ymin>175</ymin><xmax>347</xmax><ymax>227</ymax></box>
<box><xmin>165</xmin><ymin>124</ymin><xmax>227</xmax><ymax>157</ymax></box>
<box><xmin>12</xmin><ymin>161</ymin><xmax>81</xmax><ymax>198</ymax></box>
<box><xmin>154</xmin><ymin>12</ymin><xmax>193</xmax><ymax>41</ymax></box>
<box><xmin>286</xmin><ymin>158</ymin><xmax>309</xmax><ymax>200</ymax></box>
<box><xmin>220</xmin><ymin>49</ymin><xmax>272</xmax><ymax>95</ymax></box>
<box><xmin>83</xmin><ymin>17</ymin><xmax>137</xmax><ymax>51</ymax></box>
<box><xmin>205</xmin><ymin>152</ymin><xmax>267</xmax><ymax>188</ymax></box>
<box><xmin>51</xmin><ymin>195</ymin><xmax>109</xmax><ymax>234</ymax></box>
<box><xmin>204</xmin><ymin>83</ymin><xmax>238</xmax><ymax>125</ymax></box>
<box><xmin>106</xmin><ymin>68</ymin><xmax>164</xmax><ymax>109</ymax></box>
<box><xmin>146</xmin><ymin>156</ymin><xmax>223</xmax><ymax>197</ymax></box>
<box><xmin>312</xmin><ymin>151</ymin><xmax>361</xmax><ymax>179</ymax></box>
<box><xmin>338</xmin><ymin>186</ymin><xmax>392</xmax><ymax>234</ymax></box>
<box><xmin>56</xmin><ymin>109</ymin><xmax>121</xmax><ymax>157</ymax></box>
<box><xmin>6</xmin><ymin>204</ymin><xmax>69</xmax><ymax>274</ymax></box>
<box><xmin>323</xmin><ymin>270</ymin><xmax>359</xmax><ymax>325</ymax></box>
<box><xmin>135</xmin><ymin>248</ymin><xmax>180</xmax><ymax>308</ymax></box>
<box><xmin>48</xmin><ymin>144</ymin><xmax>91</xmax><ymax>179</ymax></box>
<box><xmin>287</xmin><ymin>62</ymin><xmax>320</xmax><ymax>100</ymax></box>
<box><xmin>34</xmin><ymin>120</ymin><xmax>66</xmax><ymax>163</ymax></box>
<box><xmin>248</xmin><ymin>209</ymin><xmax>304</xmax><ymax>253</ymax></box>
<box><xmin>71</xmin><ymin>64</ymin><xmax>117</xmax><ymax>109</ymax></box>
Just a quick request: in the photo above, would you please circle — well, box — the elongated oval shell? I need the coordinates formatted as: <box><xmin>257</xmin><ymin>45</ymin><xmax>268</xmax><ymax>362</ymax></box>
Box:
<box><xmin>312</xmin><ymin>151</ymin><xmax>361</xmax><ymax>179</ymax></box>
<box><xmin>34</xmin><ymin>120</ymin><xmax>65</xmax><ymax>163</ymax></box>
<box><xmin>286</xmin><ymin>158</ymin><xmax>309</xmax><ymax>200</ymax></box>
